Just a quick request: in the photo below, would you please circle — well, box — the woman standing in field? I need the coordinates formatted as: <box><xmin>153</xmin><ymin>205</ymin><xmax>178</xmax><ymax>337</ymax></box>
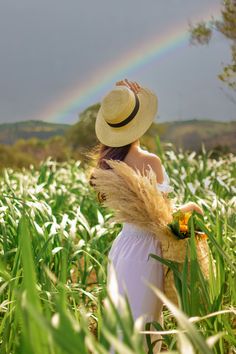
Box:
<box><xmin>89</xmin><ymin>79</ymin><xmax>203</xmax><ymax>353</ymax></box>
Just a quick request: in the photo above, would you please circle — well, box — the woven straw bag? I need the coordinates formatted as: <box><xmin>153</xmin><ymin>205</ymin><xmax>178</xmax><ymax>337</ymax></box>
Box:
<box><xmin>90</xmin><ymin>159</ymin><xmax>210</xmax><ymax>307</ymax></box>
<box><xmin>157</xmin><ymin>227</ymin><xmax>210</xmax><ymax>305</ymax></box>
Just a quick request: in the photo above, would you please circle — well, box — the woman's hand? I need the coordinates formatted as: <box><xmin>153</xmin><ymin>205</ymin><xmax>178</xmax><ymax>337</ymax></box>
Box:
<box><xmin>116</xmin><ymin>79</ymin><xmax>141</xmax><ymax>94</ymax></box>
<box><xmin>177</xmin><ymin>202</ymin><xmax>204</xmax><ymax>216</ymax></box>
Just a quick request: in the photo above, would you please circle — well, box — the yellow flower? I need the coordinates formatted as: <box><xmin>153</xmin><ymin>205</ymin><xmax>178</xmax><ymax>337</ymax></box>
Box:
<box><xmin>179</xmin><ymin>224</ymin><xmax>188</xmax><ymax>232</ymax></box>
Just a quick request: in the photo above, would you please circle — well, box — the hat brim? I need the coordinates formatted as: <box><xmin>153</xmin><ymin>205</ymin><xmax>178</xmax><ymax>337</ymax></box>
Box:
<box><xmin>95</xmin><ymin>87</ymin><xmax>158</xmax><ymax>147</ymax></box>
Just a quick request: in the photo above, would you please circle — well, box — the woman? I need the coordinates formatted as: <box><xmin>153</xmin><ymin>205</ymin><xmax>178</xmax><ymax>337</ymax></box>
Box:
<box><xmin>89</xmin><ymin>79</ymin><xmax>203</xmax><ymax>352</ymax></box>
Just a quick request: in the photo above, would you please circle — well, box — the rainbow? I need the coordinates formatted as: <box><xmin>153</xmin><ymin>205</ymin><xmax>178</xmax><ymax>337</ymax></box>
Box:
<box><xmin>38</xmin><ymin>5</ymin><xmax>221</xmax><ymax>124</ymax></box>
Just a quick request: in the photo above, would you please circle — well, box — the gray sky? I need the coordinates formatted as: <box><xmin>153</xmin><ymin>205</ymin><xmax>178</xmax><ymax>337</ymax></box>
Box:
<box><xmin>0</xmin><ymin>0</ymin><xmax>235</xmax><ymax>124</ymax></box>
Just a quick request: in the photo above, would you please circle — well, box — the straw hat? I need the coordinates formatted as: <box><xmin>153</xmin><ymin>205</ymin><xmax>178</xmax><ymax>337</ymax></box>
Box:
<box><xmin>95</xmin><ymin>85</ymin><xmax>158</xmax><ymax>147</ymax></box>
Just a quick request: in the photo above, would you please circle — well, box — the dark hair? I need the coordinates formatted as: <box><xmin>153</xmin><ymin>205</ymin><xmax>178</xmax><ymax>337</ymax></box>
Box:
<box><xmin>87</xmin><ymin>141</ymin><xmax>134</xmax><ymax>202</ymax></box>
<box><xmin>98</xmin><ymin>143</ymin><xmax>132</xmax><ymax>167</ymax></box>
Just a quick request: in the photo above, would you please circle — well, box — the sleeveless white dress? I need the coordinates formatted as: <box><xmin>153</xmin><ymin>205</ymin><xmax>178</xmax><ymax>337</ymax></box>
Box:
<box><xmin>107</xmin><ymin>165</ymin><xmax>174</xmax><ymax>353</ymax></box>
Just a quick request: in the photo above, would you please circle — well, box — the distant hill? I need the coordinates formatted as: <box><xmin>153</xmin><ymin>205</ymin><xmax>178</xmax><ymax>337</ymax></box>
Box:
<box><xmin>63</xmin><ymin>103</ymin><xmax>236</xmax><ymax>154</ymax></box>
<box><xmin>0</xmin><ymin>120</ymin><xmax>70</xmax><ymax>144</ymax></box>
<box><xmin>0</xmin><ymin>117</ymin><xmax>236</xmax><ymax>153</ymax></box>
<box><xmin>149</xmin><ymin>119</ymin><xmax>236</xmax><ymax>153</ymax></box>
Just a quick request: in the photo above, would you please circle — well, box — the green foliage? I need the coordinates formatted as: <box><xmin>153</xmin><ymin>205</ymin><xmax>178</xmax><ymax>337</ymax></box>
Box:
<box><xmin>0</xmin><ymin>143</ymin><xmax>235</xmax><ymax>353</ymax></box>
<box><xmin>218</xmin><ymin>44</ymin><xmax>236</xmax><ymax>90</ymax></box>
<box><xmin>189</xmin><ymin>0</ymin><xmax>236</xmax><ymax>90</ymax></box>
<box><xmin>189</xmin><ymin>21</ymin><xmax>212</xmax><ymax>45</ymax></box>
<box><xmin>0</xmin><ymin>136</ymin><xmax>80</xmax><ymax>172</ymax></box>
<box><xmin>65</xmin><ymin>103</ymin><xmax>101</xmax><ymax>150</ymax></box>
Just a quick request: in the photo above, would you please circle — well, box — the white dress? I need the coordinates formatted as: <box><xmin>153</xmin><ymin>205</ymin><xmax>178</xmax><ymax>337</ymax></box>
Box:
<box><xmin>107</xmin><ymin>165</ymin><xmax>174</xmax><ymax>353</ymax></box>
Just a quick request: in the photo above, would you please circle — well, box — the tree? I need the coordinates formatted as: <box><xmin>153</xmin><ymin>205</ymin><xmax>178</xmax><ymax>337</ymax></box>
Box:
<box><xmin>65</xmin><ymin>103</ymin><xmax>100</xmax><ymax>150</ymax></box>
<box><xmin>189</xmin><ymin>0</ymin><xmax>236</xmax><ymax>91</ymax></box>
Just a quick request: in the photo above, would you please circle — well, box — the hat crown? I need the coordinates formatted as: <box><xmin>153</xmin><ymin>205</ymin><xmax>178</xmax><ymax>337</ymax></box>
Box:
<box><xmin>101</xmin><ymin>87</ymin><xmax>136</xmax><ymax>124</ymax></box>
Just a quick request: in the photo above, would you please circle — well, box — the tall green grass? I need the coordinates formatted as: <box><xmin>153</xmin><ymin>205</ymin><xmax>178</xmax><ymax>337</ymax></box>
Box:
<box><xmin>0</xmin><ymin>143</ymin><xmax>235</xmax><ymax>353</ymax></box>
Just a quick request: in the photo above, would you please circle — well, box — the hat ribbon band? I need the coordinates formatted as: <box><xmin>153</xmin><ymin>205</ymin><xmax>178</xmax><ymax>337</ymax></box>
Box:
<box><xmin>106</xmin><ymin>93</ymin><xmax>140</xmax><ymax>128</ymax></box>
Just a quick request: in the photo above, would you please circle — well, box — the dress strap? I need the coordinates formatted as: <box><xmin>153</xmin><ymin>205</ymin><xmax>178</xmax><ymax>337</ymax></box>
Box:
<box><xmin>156</xmin><ymin>165</ymin><xmax>174</xmax><ymax>193</ymax></box>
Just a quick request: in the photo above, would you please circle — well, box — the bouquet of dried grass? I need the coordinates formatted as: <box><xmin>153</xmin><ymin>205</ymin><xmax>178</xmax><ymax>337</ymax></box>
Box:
<box><xmin>91</xmin><ymin>159</ymin><xmax>210</xmax><ymax>306</ymax></box>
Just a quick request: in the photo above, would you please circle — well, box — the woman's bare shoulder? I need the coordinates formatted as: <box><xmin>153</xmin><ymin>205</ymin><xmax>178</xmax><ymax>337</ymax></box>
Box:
<box><xmin>141</xmin><ymin>151</ymin><xmax>161</xmax><ymax>161</ymax></box>
<box><xmin>129</xmin><ymin>151</ymin><xmax>164</xmax><ymax>184</ymax></box>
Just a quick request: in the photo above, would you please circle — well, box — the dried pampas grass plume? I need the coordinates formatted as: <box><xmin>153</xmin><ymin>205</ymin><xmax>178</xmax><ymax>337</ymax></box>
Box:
<box><xmin>92</xmin><ymin>158</ymin><xmax>174</xmax><ymax>233</ymax></box>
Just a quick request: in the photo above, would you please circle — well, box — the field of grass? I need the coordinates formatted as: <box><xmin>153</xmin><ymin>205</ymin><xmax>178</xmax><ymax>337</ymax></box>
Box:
<box><xmin>0</xmin><ymin>139</ymin><xmax>235</xmax><ymax>353</ymax></box>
